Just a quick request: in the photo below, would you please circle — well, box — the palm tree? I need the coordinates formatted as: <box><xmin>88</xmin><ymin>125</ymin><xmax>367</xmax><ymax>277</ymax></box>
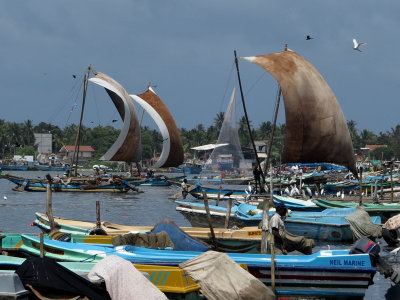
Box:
<box><xmin>213</xmin><ymin>112</ymin><xmax>225</xmax><ymax>133</ymax></box>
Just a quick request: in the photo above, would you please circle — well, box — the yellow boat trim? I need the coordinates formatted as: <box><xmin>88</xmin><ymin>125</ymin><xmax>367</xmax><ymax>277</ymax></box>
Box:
<box><xmin>134</xmin><ymin>265</ymin><xmax>200</xmax><ymax>293</ymax></box>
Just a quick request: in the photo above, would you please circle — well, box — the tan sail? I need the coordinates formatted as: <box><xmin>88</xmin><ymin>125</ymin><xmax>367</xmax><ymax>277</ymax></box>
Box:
<box><xmin>89</xmin><ymin>72</ymin><xmax>142</xmax><ymax>162</ymax></box>
<box><xmin>243</xmin><ymin>49</ymin><xmax>357</xmax><ymax>176</ymax></box>
<box><xmin>130</xmin><ymin>87</ymin><xmax>183</xmax><ymax>168</ymax></box>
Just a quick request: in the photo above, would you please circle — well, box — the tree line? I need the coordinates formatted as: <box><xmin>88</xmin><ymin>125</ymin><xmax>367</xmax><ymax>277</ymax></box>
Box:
<box><xmin>0</xmin><ymin>117</ymin><xmax>399</xmax><ymax>166</ymax></box>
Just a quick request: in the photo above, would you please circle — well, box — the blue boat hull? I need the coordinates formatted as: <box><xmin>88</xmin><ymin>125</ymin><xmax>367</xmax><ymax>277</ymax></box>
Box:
<box><xmin>19</xmin><ymin>235</ymin><xmax>376</xmax><ymax>298</ymax></box>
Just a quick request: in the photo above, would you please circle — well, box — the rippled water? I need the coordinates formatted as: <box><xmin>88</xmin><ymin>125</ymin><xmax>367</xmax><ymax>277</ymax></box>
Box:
<box><xmin>0</xmin><ymin>171</ymin><xmax>398</xmax><ymax>299</ymax></box>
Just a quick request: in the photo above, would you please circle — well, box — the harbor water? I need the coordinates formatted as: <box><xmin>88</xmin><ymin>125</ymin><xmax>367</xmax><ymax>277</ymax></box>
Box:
<box><xmin>0</xmin><ymin>171</ymin><xmax>398</xmax><ymax>299</ymax></box>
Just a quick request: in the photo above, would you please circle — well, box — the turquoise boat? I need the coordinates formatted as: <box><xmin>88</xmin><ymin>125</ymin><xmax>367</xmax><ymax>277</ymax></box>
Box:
<box><xmin>176</xmin><ymin>201</ymin><xmax>382</xmax><ymax>242</ymax></box>
<box><xmin>19</xmin><ymin>234</ymin><xmax>377</xmax><ymax>298</ymax></box>
<box><xmin>313</xmin><ymin>198</ymin><xmax>400</xmax><ymax>223</ymax></box>
<box><xmin>0</xmin><ymin>255</ymin><xmax>202</xmax><ymax>299</ymax></box>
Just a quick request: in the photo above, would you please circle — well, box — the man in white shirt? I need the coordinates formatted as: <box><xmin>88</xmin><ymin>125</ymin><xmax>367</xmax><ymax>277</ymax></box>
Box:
<box><xmin>269</xmin><ymin>202</ymin><xmax>288</xmax><ymax>254</ymax></box>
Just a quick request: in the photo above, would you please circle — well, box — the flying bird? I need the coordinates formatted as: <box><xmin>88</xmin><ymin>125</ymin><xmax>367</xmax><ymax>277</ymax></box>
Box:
<box><xmin>306</xmin><ymin>35</ymin><xmax>313</xmax><ymax>40</ymax></box>
<box><xmin>353</xmin><ymin>38</ymin><xmax>367</xmax><ymax>51</ymax></box>
<box><xmin>72</xmin><ymin>74</ymin><xmax>76</xmax><ymax>78</ymax></box>
<box><xmin>112</xmin><ymin>119</ymin><xmax>118</xmax><ymax>123</ymax></box>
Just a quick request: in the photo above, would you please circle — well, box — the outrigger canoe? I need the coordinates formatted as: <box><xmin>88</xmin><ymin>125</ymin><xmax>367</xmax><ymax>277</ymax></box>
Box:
<box><xmin>175</xmin><ymin>201</ymin><xmax>382</xmax><ymax>242</ymax></box>
<box><xmin>2</xmin><ymin>173</ymin><xmax>143</xmax><ymax>193</ymax></box>
<box><xmin>313</xmin><ymin>198</ymin><xmax>400</xmax><ymax>223</ymax></box>
<box><xmin>33</xmin><ymin>212</ymin><xmax>264</xmax><ymax>253</ymax></box>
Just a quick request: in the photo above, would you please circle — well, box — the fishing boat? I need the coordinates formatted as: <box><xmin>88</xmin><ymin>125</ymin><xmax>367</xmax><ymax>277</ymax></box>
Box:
<box><xmin>189</xmin><ymin>183</ymin><xmax>248</xmax><ymax>200</ymax></box>
<box><xmin>130</xmin><ymin>86</ymin><xmax>184</xmax><ymax>169</ymax></box>
<box><xmin>241</xmin><ymin>48</ymin><xmax>358</xmax><ymax>177</ymax></box>
<box><xmin>175</xmin><ymin>201</ymin><xmax>382</xmax><ymax>242</ymax></box>
<box><xmin>2</xmin><ymin>173</ymin><xmax>140</xmax><ymax>192</ymax></box>
<box><xmin>33</xmin><ymin>212</ymin><xmax>264</xmax><ymax>253</ymax></box>
<box><xmin>272</xmin><ymin>194</ymin><xmax>323</xmax><ymax>211</ymax></box>
<box><xmin>0</xmin><ymin>255</ymin><xmax>201</xmax><ymax>299</ymax></box>
<box><xmin>18</xmin><ymin>234</ymin><xmax>379</xmax><ymax>298</ymax></box>
<box><xmin>313</xmin><ymin>198</ymin><xmax>400</xmax><ymax>223</ymax></box>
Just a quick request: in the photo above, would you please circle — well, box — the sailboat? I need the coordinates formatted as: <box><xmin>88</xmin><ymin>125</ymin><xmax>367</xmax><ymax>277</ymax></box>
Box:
<box><xmin>3</xmin><ymin>67</ymin><xmax>145</xmax><ymax>192</ymax></box>
<box><xmin>130</xmin><ymin>87</ymin><xmax>184</xmax><ymax>169</ymax></box>
<box><xmin>242</xmin><ymin>49</ymin><xmax>357</xmax><ymax>176</ymax></box>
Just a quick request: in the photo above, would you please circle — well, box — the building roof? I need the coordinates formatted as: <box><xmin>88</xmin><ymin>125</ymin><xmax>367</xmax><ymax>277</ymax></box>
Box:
<box><xmin>63</xmin><ymin>145</ymin><xmax>95</xmax><ymax>152</ymax></box>
<box><xmin>364</xmin><ymin>145</ymin><xmax>387</xmax><ymax>152</ymax></box>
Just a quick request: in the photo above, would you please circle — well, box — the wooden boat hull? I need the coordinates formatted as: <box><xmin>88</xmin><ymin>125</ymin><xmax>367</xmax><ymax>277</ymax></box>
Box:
<box><xmin>19</xmin><ymin>235</ymin><xmax>376</xmax><ymax>298</ymax></box>
<box><xmin>4</xmin><ymin>174</ymin><xmax>132</xmax><ymax>193</ymax></box>
<box><xmin>0</xmin><ymin>254</ymin><xmax>200</xmax><ymax>296</ymax></box>
<box><xmin>33</xmin><ymin>212</ymin><xmax>263</xmax><ymax>253</ymax></box>
<box><xmin>190</xmin><ymin>184</ymin><xmax>248</xmax><ymax>200</ymax></box>
<box><xmin>313</xmin><ymin>198</ymin><xmax>400</xmax><ymax>223</ymax></box>
<box><xmin>176</xmin><ymin>202</ymin><xmax>382</xmax><ymax>242</ymax></box>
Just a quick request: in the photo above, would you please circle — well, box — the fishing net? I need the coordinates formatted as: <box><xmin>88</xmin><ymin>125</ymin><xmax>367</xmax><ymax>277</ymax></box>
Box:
<box><xmin>345</xmin><ymin>207</ymin><xmax>382</xmax><ymax>240</ymax></box>
<box><xmin>200</xmin><ymin>88</ymin><xmax>251</xmax><ymax>180</ymax></box>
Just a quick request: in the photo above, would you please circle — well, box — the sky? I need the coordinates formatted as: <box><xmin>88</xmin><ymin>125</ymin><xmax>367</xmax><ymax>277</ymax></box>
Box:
<box><xmin>1</xmin><ymin>1</ymin><xmax>399</xmax><ymax>135</ymax></box>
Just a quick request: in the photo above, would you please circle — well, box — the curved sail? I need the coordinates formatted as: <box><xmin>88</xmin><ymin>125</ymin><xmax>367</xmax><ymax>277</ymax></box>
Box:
<box><xmin>243</xmin><ymin>50</ymin><xmax>357</xmax><ymax>175</ymax></box>
<box><xmin>89</xmin><ymin>72</ymin><xmax>142</xmax><ymax>162</ymax></box>
<box><xmin>130</xmin><ymin>87</ymin><xmax>183</xmax><ymax>168</ymax></box>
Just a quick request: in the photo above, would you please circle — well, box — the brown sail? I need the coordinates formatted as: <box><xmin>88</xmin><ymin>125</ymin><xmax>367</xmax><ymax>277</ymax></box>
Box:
<box><xmin>89</xmin><ymin>72</ymin><xmax>142</xmax><ymax>162</ymax></box>
<box><xmin>130</xmin><ymin>87</ymin><xmax>183</xmax><ymax>168</ymax></box>
<box><xmin>243</xmin><ymin>49</ymin><xmax>357</xmax><ymax>176</ymax></box>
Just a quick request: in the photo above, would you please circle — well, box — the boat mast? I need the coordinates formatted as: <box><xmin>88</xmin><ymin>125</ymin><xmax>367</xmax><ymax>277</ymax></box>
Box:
<box><xmin>69</xmin><ymin>65</ymin><xmax>91</xmax><ymax>177</ymax></box>
<box><xmin>234</xmin><ymin>50</ymin><xmax>266</xmax><ymax>186</ymax></box>
<box><xmin>263</xmin><ymin>44</ymin><xmax>287</xmax><ymax>176</ymax></box>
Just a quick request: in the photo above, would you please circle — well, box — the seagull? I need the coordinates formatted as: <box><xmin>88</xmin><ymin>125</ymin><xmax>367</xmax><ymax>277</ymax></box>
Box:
<box><xmin>391</xmin><ymin>246</ymin><xmax>400</xmax><ymax>256</ymax></box>
<box><xmin>3</xmin><ymin>195</ymin><xmax>7</xmax><ymax>200</ymax></box>
<box><xmin>353</xmin><ymin>38</ymin><xmax>367</xmax><ymax>51</ymax></box>
<box><xmin>306</xmin><ymin>35</ymin><xmax>313</xmax><ymax>40</ymax></box>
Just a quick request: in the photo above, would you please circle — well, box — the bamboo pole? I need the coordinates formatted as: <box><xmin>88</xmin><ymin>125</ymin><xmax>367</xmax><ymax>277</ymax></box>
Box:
<box><xmin>225</xmin><ymin>197</ymin><xmax>233</xmax><ymax>229</ymax></box>
<box><xmin>203</xmin><ymin>191</ymin><xmax>216</xmax><ymax>247</ymax></box>
<box><xmin>264</xmin><ymin>87</ymin><xmax>281</xmax><ymax>175</ymax></box>
<box><xmin>46</xmin><ymin>181</ymin><xmax>55</xmax><ymax>231</ymax></box>
<box><xmin>234</xmin><ymin>50</ymin><xmax>265</xmax><ymax>187</ymax></box>
<box><xmin>390</xmin><ymin>162</ymin><xmax>394</xmax><ymax>203</ymax></box>
<box><xmin>269</xmin><ymin>164</ymin><xmax>276</xmax><ymax>294</ymax></box>
<box><xmin>96</xmin><ymin>201</ymin><xmax>101</xmax><ymax>229</ymax></box>
<box><xmin>40</xmin><ymin>233</ymin><xmax>44</xmax><ymax>258</ymax></box>
<box><xmin>216</xmin><ymin>186</ymin><xmax>222</xmax><ymax>206</ymax></box>
<box><xmin>358</xmin><ymin>167</ymin><xmax>363</xmax><ymax>205</ymax></box>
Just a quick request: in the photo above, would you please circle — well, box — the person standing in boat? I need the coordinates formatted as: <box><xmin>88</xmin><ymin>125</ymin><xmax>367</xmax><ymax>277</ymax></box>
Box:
<box><xmin>253</xmin><ymin>165</ymin><xmax>262</xmax><ymax>193</ymax></box>
<box><xmin>181</xmin><ymin>178</ymin><xmax>189</xmax><ymax>199</ymax></box>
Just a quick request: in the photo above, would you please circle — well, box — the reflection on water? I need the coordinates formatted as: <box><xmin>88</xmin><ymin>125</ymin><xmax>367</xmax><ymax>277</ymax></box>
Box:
<box><xmin>0</xmin><ymin>171</ymin><xmax>397</xmax><ymax>298</ymax></box>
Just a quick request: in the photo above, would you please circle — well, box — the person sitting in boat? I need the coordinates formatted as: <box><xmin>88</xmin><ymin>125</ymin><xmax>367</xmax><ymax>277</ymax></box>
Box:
<box><xmin>93</xmin><ymin>165</ymin><xmax>100</xmax><ymax>176</ymax></box>
<box><xmin>269</xmin><ymin>203</ymin><xmax>314</xmax><ymax>255</ymax></box>
<box><xmin>147</xmin><ymin>169</ymin><xmax>154</xmax><ymax>178</ymax></box>
<box><xmin>53</xmin><ymin>174</ymin><xmax>62</xmax><ymax>192</ymax></box>
<box><xmin>181</xmin><ymin>178</ymin><xmax>189</xmax><ymax>199</ymax></box>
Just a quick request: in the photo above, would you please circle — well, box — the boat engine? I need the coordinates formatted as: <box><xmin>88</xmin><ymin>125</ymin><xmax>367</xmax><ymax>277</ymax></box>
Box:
<box><xmin>350</xmin><ymin>237</ymin><xmax>400</xmax><ymax>284</ymax></box>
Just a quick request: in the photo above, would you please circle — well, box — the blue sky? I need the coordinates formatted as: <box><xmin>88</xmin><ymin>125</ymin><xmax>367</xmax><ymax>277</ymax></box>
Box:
<box><xmin>1</xmin><ymin>1</ymin><xmax>399</xmax><ymax>134</ymax></box>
